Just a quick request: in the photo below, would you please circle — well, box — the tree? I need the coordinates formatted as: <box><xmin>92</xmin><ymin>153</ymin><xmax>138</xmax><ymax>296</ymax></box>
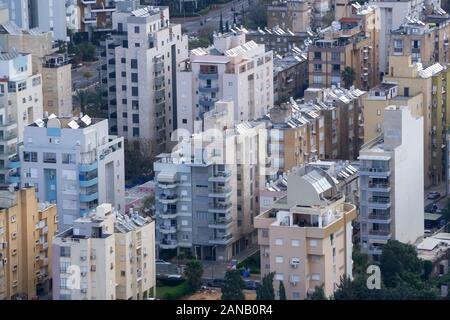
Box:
<box><xmin>308</xmin><ymin>284</ymin><xmax>327</xmax><ymax>300</ymax></box>
<box><xmin>198</xmin><ymin>24</ymin><xmax>216</xmax><ymax>44</ymax></box>
<box><xmin>124</xmin><ymin>140</ymin><xmax>155</xmax><ymax>182</ymax></box>
<box><xmin>278</xmin><ymin>281</ymin><xmax>286</xmax><ymax>300</ymax></box>
<box><xmin>352</xmin><ymin>245</ymin><xmax>370</xmax><ymax>276</ymax></box>
<box><xmin>219</xmin><ymin>12</ymin><xmax>224</xmax><ymax>33</ymax></box>
<box><xmin>256</xmin><ymin>272</ymin><xmax>275</xmax><ymax>300</ymax></box>
<box><xmin>225</xmin><ymin>21</ymin><xmax>230</xmax><ymax>32</ymax></box>
<box><xmin>341</xmin><ymin>67</ymin><xmax>356</xmax><ymax>89</ymax></box>
<box><xmin>221</xmin><ymin>270</ymin><xmax>245</xmax><ymax>300</ymax></box>
<box><xmin>56</xmin><ymin>40</ymin><xmax>67</xmax><ymax>54</ymax></box>
<box><xmin>184</xmin><ymin>260</ymin><xmax>204</xmax><ymax>290</ymax></box>
<box><xmin>73</xmin><ymin>89</ymin><xmax>89</xmax><ymax>114</ymax></box>
<box><xmin>139</xmin><ymin>194</ymin><xmax>155</xmax><ymax>217</ymax></box>
<box><xmin>245</xmin><ymin>0</ymin><xmax>268</xmax><ymax>28</ymax></box>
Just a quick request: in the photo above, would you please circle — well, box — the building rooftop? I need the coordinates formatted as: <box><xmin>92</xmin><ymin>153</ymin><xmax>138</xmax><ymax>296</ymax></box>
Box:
<box><xmin>417</xmin><ymin>233</ymin><xmax>450</xmax><ymax>262</ymax></box>
<box><xmin>130</xmin><ymin>6</ymin><xmax>168</xmax><ymax>17</ymax></box>
<box><xmin>28</xmin><ymin>114</ymin><xmax>103</xmax><ymax>129</ymax></box>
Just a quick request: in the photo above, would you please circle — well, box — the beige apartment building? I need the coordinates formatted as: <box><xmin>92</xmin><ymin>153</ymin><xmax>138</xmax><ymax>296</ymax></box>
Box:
<box><xmin>267</xmin><ymin>0</ymin><xmax>311</xmax><ymax>34</ymax></box>
<box><xmin>308</xmin><ymin>4</ymin><xmax>380</xmax><ymax>90</ymax></box>
<box><xmin>363</xmin><ymin>55</ymin><xmax>450</xmax><ymax>186</ymax></box>
<box><xmin>52</xmin><ymin>204</ymin><xmax>155</xmax><ymax>300</ymax></box>
<box><xmin>255</xmin><ymin>165</ymin><xmax>357</xmax><ymax>299</ymax></box>
<box><xmin>0</xmin><ymin>187</ymin><xmax>57</xmax><ymax>300</ymax></box>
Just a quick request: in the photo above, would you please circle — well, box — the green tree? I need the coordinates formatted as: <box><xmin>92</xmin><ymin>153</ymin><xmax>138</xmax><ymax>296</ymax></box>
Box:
<box><xmin>124</xmin><ymin>140</ymin><xmax>155</xmax><ymax>182</ymax></box>
<box><xmin>221</xmin><ymin>270</ymin><xmax>245</xmax><ymax>300</ymax></box>
<box><xmin>139</xmin><ymin>194</ymin><xmax>155</xmax><ymax>217</ymax></box>
<box><xmin>341</xmin><ymin>67</ymin><xmax>356</xmax><ymax>89</ymax></box>
<box><xmin>256</xmin><ymin>272</ymin><xmax>275</xmax><ymax>300</ymax></box>
<box><xmin>308</xmin><ymin>284</ymin><xmax>327</xmax><ymax>300</ymax></box>
<box><xmin>352</xmin><ymin>245</ymin><xmax>370</xmax><ymax>276</ymax></box>
<box><xmin>278</xmin><ymin>281</ymin><xmax>286</xmax><ymax>300</ymax></box>
<box><xmin>73</xmin><ymin>89</ymin><xmax>89</xmax><ymax>114</ymax></box>
<box><xmin>184</xmin><ymin>260</ymin><xmax>204</xmax><ymax>290</ymax></box>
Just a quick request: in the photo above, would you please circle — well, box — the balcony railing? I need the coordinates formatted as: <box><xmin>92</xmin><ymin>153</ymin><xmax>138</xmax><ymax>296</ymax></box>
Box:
<box><xmin>199</xmin><ymin>86</ymin><xmax>219</xmax><ymax>93</ymax></box>
<box><xmin>199</xmin><ymin>73</ymin><xmax>219</xmax><ymax>80</ymax></box>
<box><xmin>209</xmin><ymin>233</ymin><xmax>233</xmax><ymax>244</ymax></box>
<box><xmin>160</xmin><ymin>239</ymin><xmax>178</xmax><ymax>249</ymax></box>
<box><xmin>158</xmin><ymin>194</ymin><xmax>178</xmax><ymax>204</ymax></box>
<box><xmin>209</xmin><ymin>203</ymin><xmax>232</xmax><ymax>213</ymax></box>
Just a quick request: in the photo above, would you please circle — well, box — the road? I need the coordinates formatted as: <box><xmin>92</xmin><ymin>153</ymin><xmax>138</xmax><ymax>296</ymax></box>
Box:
<box><xmin>173</xmin><ymin>0</ymin><xmax>253</xmax><ymax>35</ymax></box>
<box><xmin>424</xmin><ymin>182</ymin><xmax>447</xmax><ymax>208</ymax></box>
<box><xmin>72</xmin><ymin>60</ymin><xmax>101</xmax><ymax>92</ymax></box>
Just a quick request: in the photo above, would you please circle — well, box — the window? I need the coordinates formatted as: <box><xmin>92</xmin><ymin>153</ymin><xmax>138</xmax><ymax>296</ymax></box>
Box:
<box><xmin>132</xmin><ymin>114</ymin><xmax>139</xmax><ymax>124</ymax></box>
<box><xmin>122</xmin><ymin>112</ymin><xmax>128</xmax><ymax>118</ymax></box>
<box><xmin>131</xmin><ymin>59</ymin><xmax>138</xmax><ymax>69</ymax></box>
<box><xmin>275</xmin><ymin>238</ymin><xmax>283</xmax><ymax>246</ymax></box>
<box><xmin>275</xmin><ymin>256</ymin><xmax>284</xmax><ymax>263</ymax></box>
<box><xmin>274</xmin><ymin>273</ymin><xmax>284</xmax><ymax>281</ymax></box>
<box><xmin>43</xmin><ymin>152</ymin><xmax>57</xmax><ymax>163</ymax></box>
<box><xmin>262</xmin><ymin>230</ymin><xmax>269</xmax><ymax>238</ymax></box>
<box><xmin>133</xmin><ymin>128</ymin><xmax>139</xmax><ymax>137</ymax></box>
<box><xmin>62</xmin><ymin>153</ymin><xmax>76</xmax><ymax>164</ymax></box>
<box><xmin>404</xmin><ymin>87</ymin><xmax>409</xmax><ymax>97</ymax></box>
<box><xmin>331</xmin><ymin>52</ymin><xmax>340</xmax><ymax>60</ymax></box>
<box><xmin>134</xmin><ymin>26</ymin><xmax>140</xmax><ymax>33</ymax></box>
<box><xmin>332</xmin><ymin>64</ymin><xmax>340</xmax><ymax>72</ymax></box>
<box><xmin>122</xmin><ymin>99</ymin><xmax>127</xmax><ymax>105</ymax></box>
<box><xmin>313</xmin><ymin>75</ymin><xmax>322</xmax><ymax>84</ymax></box>
<box><xmin>23</xmin><ymin>151</ymin><xmax>38</xmax><ymax>162</ymax></box>
<box><xmin>312</xmin><ymin>273</ymin><xmax>321</xmax><ymax>281</ymax></box>
<box><xmin>182</xmin><ymin>119</ymin><xmax>187</xmax><ymax>124</ymax></box>
<box><xmin>132</xmin><ymin>87</ymin><xmax>138</xmax><ymax>96</ymax></box>
<box><xmin>309</xmin><ymin>240</ymin><xmax>318</xmax><ymax>247</ymax></box>
<box><xmin>131</xmin><ymin>73</ymin><xmax>138</xmax><ymax>82</ymax></box>
<box><xmin>291</xmin><ymin>240</ymin><xmax>300</xmax><ymax>247</ymax></box>
<box><xmin>60</xmin><ymin>246</ymin><xmax>71</xmax><ymax>257</ymax></box>
<box><xmin>121</xmin><ymin>71</ymin><xmax>126</xmax><ymax>77</ymax></box>
<box><xmin>393</xmin><ymin>39</ymin><xmax>403</xmax><ymax>54</ymax></box>
<box><xmin>135</xmin><ymin>43</ymin><xmax>140</xmax><ymax>47</ymax></box>
<box><xmin>314</xmin><ymin>64</ymin><xmax>322</xmax><ymax>72</ymax></box>
<box><xmin>314</xmin><ymin>52</ymin><xmax>321</xmax><ymax>60</ymax></box>
<box><xmin>132</xmin><ymin>100</ymin><xmax>139</xmax><ymax>110</ymax></box>
<box><xmin>121</xmin><ymin>58</ymin><xmax>126</xmax><ymax>63</ymax></box>
<box><xmin>411</xmin><ymin>40</ymin><xmax>421</xmax><ymax>49</ymax></box>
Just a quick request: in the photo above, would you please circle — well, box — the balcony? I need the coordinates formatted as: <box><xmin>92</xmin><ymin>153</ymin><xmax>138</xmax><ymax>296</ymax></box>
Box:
<box><xmin>80</xmin><ymin>192</ymin><xmax>99</xmax><ymax>203</ymax></box>
<box><xmin>158</xmin><ymin>181</ymin><xmax>178</xmax><ymax>189</ymax></box>
<box><xmin>367</xmin><ymin>198</ymin><xmax>391</xmax><ymax>209</ymax></box>
<box><xmin>208</xmin><ymin>186</ymin><xmax>232</xmax><ymax>198</ymax></box>
<box><xmin>79</xmin><ymin>162</ymin><xmax>98</xmax><ymax>172</ymax></box>
<box><xmin>208</xmin><ymin>203</ymin><xmax>232</xmax><ymax>213</ymax></box>
<box><xmin>155</xmin><ymin>75</ymin><xmax>165</xmax><ymax>86</ymax></box>
<box><xmin>39</xmin><ymin>242</ymin><xmax>49</xmax><ymax>251</ymax></box>
<box><xmin>79</xmin><ymin>176</ymin><xmax>99</xmax><ymax>188</ymax></box>
<box><xmin>7</xmin><ymin>157</ymin><xmax>20</xmax><ymax>169</ymax></box>
<box><xmin>81</xmin><ymin>0</ymin><xmax>97</xmax><ymax>4</ymax></box>
<box><xmin>199</xmin><ymin>73</ymin><xmax>219</xmax><ymax>80</ymax></box>
<box><xmin>208</xmin><ymin>171</ymin><xmax>232</xmax><ymax>182</ymax></box>
<box><xmin>199</xmin><ymin>98</ymin><xmax>217</xmax><ymax>108</ymax></box>
<box><xmin>368</xmin><ymin>230</ymin><xmax>391</xmax><ymax>241</ymax></box>
<box><xmin>154</xmin><ymin>62</ymin><xmax>164</xmax><ymax>73</ymax></box>
<box><xmin>91</xmin><ymin>6</ymin><xmax>116</xmax><ymax>13</ymax></box>
<box><xmin>8</xmin><ymin>174</ymin><xmax>20</xmax><ymax>184</ymax></box>
<box><xmin>367</xmin><ymin>182</ymin><xmax>391</xmax><ymax>192</ymax></box>
<box><xmin>367</xmin><ymin>246</ymin><xmax>383</xmax><ymax>255</ymax></box>
<box><xmin>83</xmin><ymin>17</ymin><xmax>97</xmax><ymax>24</ymax></box>
<box><xmin>155</xmin><ymin>88</ymin><xmax>165</xmax><ymax>100</ymax></box>
<box><xmin>209</xmin><ymin>233</ymin><xmax>233</xmax><ymax>245</ymax></box>
<box><xmin>160</xmin><ymin>239</ymin><xmax>178</xmax><ymax>249</ymax></box>
<box><xmin>367</xmin><ymin>213</ymin><xmax>391</xmax><ymax>224</ymax></box>
<box><xmin>159</xmin><ymin>211</ymin><xmax>178</xmax><ymax>219</ymax></box>
<box><xmin>359</xmin><ymin>167</ymin><xmax>390</xmax><ymax>177</ymax></box>
<box><xmin>158</xmin><ymin>194</ymin><xmax>178</xmax><ymax>204</ymax></box>
<box><xmin>159</xmin><ymin>225</ymin><xmax>177</xmax><ymax>234</ymax></box>
<box><xmin>40</xmin><ymin>225</ymin><xmax>49</xmax><ymax>236</ymax></box>
<box><xmin>199</xmin><ymin>86</ymin><xmax>219</xmax><ymax>93</ymax></box>
<box><xmin>208</xmin><ymin>216</ymin><xmax>232</xmax><ymax>229</ymax></box>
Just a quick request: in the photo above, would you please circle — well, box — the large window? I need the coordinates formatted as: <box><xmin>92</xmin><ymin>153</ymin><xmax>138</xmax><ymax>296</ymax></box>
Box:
<box><xmin>60</xmin><ymin>246</ymin><xmax>71</xmax><ymax>257</ymax></box>
<box><xmin>43</xmin><ymin>152</ymin><xmax>57</xmax><ymax>163</ymax></box>
<box><xmin>130</xmin><ymin>59</ymin><xmax>138</xmax><ymax>69</ymax></box>
<box><xmin>62</xmin><ymin>153</ymin><xmax>76</xmax><ymax>164</ymax></box>
<box><xmin>23</xmin><ymin>151</ymin><xmax>38</xmax><ymax>162</ymax></box>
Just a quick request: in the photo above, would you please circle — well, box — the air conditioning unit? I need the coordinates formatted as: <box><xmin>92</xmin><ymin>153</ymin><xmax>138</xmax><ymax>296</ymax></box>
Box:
<box><xmin>80</xmin><ymin>256</ymin><xmax>87</xmax><ymax>261</ymax></box>
<box><xmin>291</xmin><ymin>258</ymin><xmax>300</xmax><ymax>268</ymax></box>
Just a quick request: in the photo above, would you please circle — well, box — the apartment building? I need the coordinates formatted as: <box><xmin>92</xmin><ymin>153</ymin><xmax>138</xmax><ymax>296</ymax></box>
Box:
<box><xmin>78</xmin><ymin>0</ymin><xmax>117</xmax><ymax>38</ymax></box>
<box><xmin>154</xmin><ymin>101</ymin><xmax>265</xmax><ymax>261</ymax></box>
<box><xmin>368</xmin><ymin>0</ymin><xmax>441</xmax><ymax>73</ymax></box>
<box><xmin>267</xmin><ymin>0</ymin><xmax>311</xmax><ymax>33</ymax></box>
<box><xmin>66</xmin><ymin>0</ymin><xmax>81</xmax><ymax>32</ymax></box>
<box><xmin>15</xmin><ymin>115</ymin><xmax>125</xmax><ymax>232</ymax></box>
<box><xmin>103</xmin><ymin>5</ymin><xmax>188</xmax><ymax>156</ymax></box>
<box><xmin>6</xmin><ymin>0</ymin><xmax>29</xmax><ymax>30</ymax></box>
<box><xmin>41</xmin><ymin>54</ymin><xmax>72</xmax><ymax>117</ymax></box>
<box><xmin>177</xmin><ymin>31</ymin><xmax>273</xmax><ymax>134</ymax></box>
<box><xmin>390</xmin><ymin>10</ymin><xmax>450</xmax><ymax>66</ymax></box>
<box><xmin>364</xmin><ymin>55</ymin><xmax>450</xmax><ymax>186</ymax></box>
<box><xmin>359</xmin><ymin>106</ymin><xmax>424</xmax><ymax>258</ymax></box>
<box><xmin>0</xmin><ymin>187</ymin><xmax>57</xmax><ymax>300</ymax></box>
<box><xmin>273</xmin><ymin>50</ymin><xmax>308</xmax><ymax>104</ymax></box>
<box><xmin>52</xmin><ymin>203</ymin><xmax>156</xmax><ymax>300</ymax></box>
<box><xmin>308</xmin><ymin>4</ymin><xmax>380</xmax><ymax>90</ymax></box>
<box><xmin>255</xmin><ymin>165</ymin><xmax>357</xmax><ymax>299</ymax></box>
<box><xmin>28</xmin><ymin>0</ymin><xmax>67</xmax><ymax>41</ymax></box>
<box><xmin>0</xmin><ymin>51</ymin><xmax>43</xmax><ymax>184</ymax></box>
<box><xmin>246</xmin><ymin>26</ymin><xmax>310</xmax><ymax>55</ymax></box>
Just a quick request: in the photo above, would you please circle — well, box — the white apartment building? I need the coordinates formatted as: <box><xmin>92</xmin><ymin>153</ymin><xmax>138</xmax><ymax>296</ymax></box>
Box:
<box><xmin>177</xmin><ymin>31</ymin><xmax>274</xmax><ymax>134</ymax></box>
<box><xmin>15</xmin><ymin>115</ymin><xmax>125</xmax><ymax>232</ymax></box>
<box><xmin>0</xmin><ymin>51</ymin><xmax>43</xmax><ymax>183</ymax></box>
<box><xmin>359</xmin><ymin>106</ymin><xmax>424</xmax><ymax>258</ymax></box>
<box><xmin>6</xmin><ymin>0</ymin><xmax>29</xmax><ymax>30</ymax></box>
<box><xmin>368</xmin><ymin>0</ymin><xmax>441</xmax><ymax>73</ymax></box>
<box><xmin>104</xmin><ymin>5</ymin><xmax>188</xmax><ymax>155</ymax></box>
<box><xmin>52</xmin><ymin>203</ymin><xmax>156</xmax><ymax>300</ymax></box>
<box><xmin>29</xmin><ymin>0</ymin><xmax>68</xmax><ymax>41</ymax></box>
<box><xmin>154</xmin><ymin>101</ymin><xmax>265</xmax><ymax>261</ymax></box>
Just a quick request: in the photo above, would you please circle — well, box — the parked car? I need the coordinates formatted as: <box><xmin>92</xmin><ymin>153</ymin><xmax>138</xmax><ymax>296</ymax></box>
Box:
<box><xmin>243</xmin><ymin>280</ymin><xmax>260</xmax><ymax>290</ymax></box>
<box><xmin>427</xmin><ymin>191</ymin><xmax>441</xmax><ymax>200</ymax></box>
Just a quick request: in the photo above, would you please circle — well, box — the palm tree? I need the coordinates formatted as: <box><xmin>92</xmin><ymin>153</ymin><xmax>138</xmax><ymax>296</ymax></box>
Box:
<box><xmin>73</xmin><ymin>89</ymin><xmax>89</xmax><ymax>114</ymax></box>
<box><xmin>341</xmin><ymin>67</ymin><xmax>356</xmax><ymax>89</ymax></box>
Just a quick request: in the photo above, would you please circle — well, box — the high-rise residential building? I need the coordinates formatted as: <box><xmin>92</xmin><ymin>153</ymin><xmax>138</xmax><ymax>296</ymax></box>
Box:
<box><xmin>308</xmin><ymin>4</ymin><xmax>380</xmax><ymax>90</ymax></box>
<box><xmin>14</xmin><ymin>115</ymin><xmax>125</xmax><ymax>232</ymax></box>
<box><xmin>66</xmin><ymin>0</ymin><xmax>81</xmax><ymax>32</ymax></box>
<box><xmin>255</xmin><ymin>165</ymin><xmax>357</xmax><ymax>299</ymax></box>
<box><xmin>359</xmin><ymin>106</ymin><xmax>424</xmax><ymax>258</ymax></box>
<box><xmin>78</xmin><ymin>0</ymin><xmax>117</xmax><ymax>39</ymax></box>
<box><xmin>28</xmin><ymin>0</ymin><xmax>67</xmax><ymax>41</ymax></box>
<box><xmin>154</xmin><ymin>101</ymin><xmax>265</xmax><ymax>261</ymax></box>
<box><xmin>41</xmin><ymin>54</ymin><xmax>73</xmax><ymax>117</ymax></box>
<box><xmin>177</xmin><ymin>31</ymin><xmax>273</xmax><ymax>134</ymax></box>
<box><xmin>389</xmin><ymin>9</ymin><xmax>450</xmax><ymax>66</ymax></box>
<box><xmin>0</xmin><ymin>187</ymin><xmax>57</xmax><ymax>300</ymax></box>
<box><xmin>363</xmin><ymin>55</ymin><xmax>450</xmax><ymax>187</ymax></box>
<box><xmin>52</xmin><ymin>203</ymin><xmax>156</xmax><ymax>300</ymax></box>
<box><xmin>103</xmin><ymin>5</ymin><xmax>188</xmax><ymax>156</ymax></box>
<box><xmin>267</xmin><ymin>0</ymin><xmax>311</xmax><ymax>33</ymax></box>
<box><xmin>367</xmin><ymin>0</ymin><xmax>441</xmax><ymax>73</ymax></box>
<box><xmin>0</xmin><ymin>51</ymin><xmax>43</xmax><ymax>184</ymax></box>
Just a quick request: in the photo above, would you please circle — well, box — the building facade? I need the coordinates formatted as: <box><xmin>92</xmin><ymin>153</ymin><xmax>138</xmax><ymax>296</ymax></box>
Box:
<box><xmin>103</xmin><ymin>5</ymin><xmax>188</xmax><ymax>156</ymax></box>
<box><xmin>0</xmin><ymin>187</ymin><xmax>57</xmax><ymax>300</ymax></box>
<box><xmin>255</xmin><ymin>165</ymin><xmax>357</xmax><ymax>299</ymax></box>
<box><xmin>267</xmin><ymin>0</ymin><xmax>311</xmax><ymax>34</ymax></box>
<box><xmin>359</xmin><ymin>106</ymin><xmax>424</xmax><ymax>258</ymax></box>
<box><xmin>15</xmin><ymin>115</ymin><xmax>125</xmax><ymax>232</ymax></box>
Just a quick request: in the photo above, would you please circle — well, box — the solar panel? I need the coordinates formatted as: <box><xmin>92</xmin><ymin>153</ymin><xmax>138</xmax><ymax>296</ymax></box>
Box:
<box><xmin>34</xmin><ymin>118</ymin><xmax>45</xmax><ymax>128</ymax></box>
<box><xmin>81</xmin><ymin>114</ymin><xmax>92</xmax><ymax>126</ymax></box>
<box><xmin>68</xmin><ymin>120</ymin><xmax>79</xmax><ymax>129</ymax></box>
